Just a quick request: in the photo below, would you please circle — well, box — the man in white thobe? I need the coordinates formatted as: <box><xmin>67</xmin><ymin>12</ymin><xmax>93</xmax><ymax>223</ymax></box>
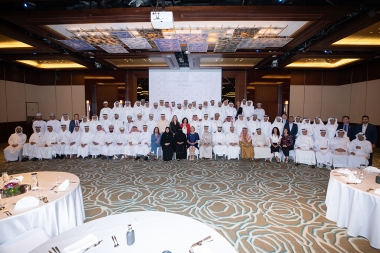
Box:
<box><xmin>247</xmin><ymin>114</ymin><xmax>261</xmax><ymax>136</ymax></box>
<box><xmin>60</xmin><ymin>114</ymin><xmax>70</xmax><ymax>128</ymax></box>
<box><xmin>252</xmin><ymin>128</ymin><xmax>271</xmax><ymax>161</ymax></box>
<box><xmin>33</xmin><ymin>113</ymin><xmax>47</xmax><ymax>133</ymax></box>
<box><xmin>190</xmin><ymin>115</ymin><xmax>202</xmax><ymax>134</ymax></box>
<box><xmin>348</xmin><ymin>132</ymin><xmax>372</xmax><ymax>167</ymax></box>
<box><xmin>39</xmin><ymin>125</ymin><xmax>60</xmax><ymax>159</ymax></box>
<box><xmin>22</xmin><ymin>126</ymin><xmax>43</xmax><ymax>161</ymax></box>
<box><xmin>80</xmin><ymin>116</ymin><xmax>90</xmax><ymax>133</ymax></box>
<box><xmin>225</xmin><ymin>102</ymin><xmax>236</xmax><ymax>118</ymax></box>
<box><xmin>77</xmin><ymin>126</ymin><xmax>93</xmax><ymax>159</ymax></box>
<box><xmin>210</xmin><ymin>113</ymin><xmax>222</xmax><ymax>134</ymax></box>
<box><xmin>243</xmin><ymin>100</ymin><xmax>255</xmax><ymax>118</ymax></box>
<box><xmin>254</xmin><ymin>103</ymin><xmax>265</xmax><ymax>121</ymax></box>
<box><xmin>101</xmin><ymin>114</ymin><xmax>112</xmax><ymax>132</ymax></box>
<box><xmin>173</xmin><ymin>104</ymin><xmax>185</xmax><ymax>123</ymax></box>
<box><xmin>156</xmin><ymin>114</ymin><xmax>170</xmax><ymax>134</ymax></box>
<box><xmin>65</xmin><ymin>125</ymin><xmax>81</xmax><ymax>158</ymax></box>
<box><xmin>135</xmin><ymin>113</ymin><xmax>146</xmax><ymax>132</ymax></box>
<box><xmin>158</xmin><ymin>100</ymin><xmax>165</xmax><ymax>110</ymax></box>
<box><xmin>222</xmin><ymin>116</ymin><xmax>234</xmax><ymax>134</ymax></box>
<box><xmin>300</xmin><ymin>118</ymin><xmax>313</xmax><ymax>137</ymax></box>
<box><xmin>115</xmin><ymin>127</ymin><xmax>128</xmax><ymax>159</ymax></box>
<box><xmin>124</xmin><ymin>116</ymin><xmax>136</xmax><ymax>133</ymax></box>
<box><xmin>146</xmin><ymin>114</ymin><xmax>157</xmax><ymax>134</ymax></box>
<box><xmin>271</xmin><ymin>116</ymin><xmax>284</xmax><ymax>134</ymax></box>
<box><xmin>161</xmin><ymin>102</ymin><xmax>172</xmax><ymax>121</ymax></box>
<box><xmin>326</xmin><ymin>117</ymin><xmax>338</xmax><ymax>139</ymax></box>
<box><xmin>123</xmin><ymin>101</ymin><xmax>134</xmax><ymax>122</ymax></box>
<box><xmin>150</xmin><ymin>102</ymin><xmax>162</xmax><ymax>122</ymax></box>
<box><xmin>142</xmin><ymin>102</ymin><xmax>151</xmax><ymax>121</ymax></box>
<box><xmin>46</xmin><ymin>113</ymin><xmax>61</xmax><ymax>133</ymax></box>
<box><xmin>295</xmin><ymin>128</ymin><xmax>316</xmax><ymax>167</ymax></box>
<box><xmin>330</xmin><ymin>129</ymin><xmax>350</xmax><ymax>168</ymax></box>
<box><xmin>89</xmin><ymin>125</ymin><xmax>106</xmax><ymax>158</ymax></box>
<box><xmin>89</xmin><ymin>115</ymin><xmax>99</xmax><ymax>134</ymax></box>
<box><xmin>200</xmin><ymin>114</ymin><xmax>211</xmax><ymax>137</ymax></box>
<box><xmin>260</xmin><ymin>115</ymin><xmax>272</xmax><ymax>139</ymax></box>
<box><xmin>213</xmin><ymin>126</ymin><xmax>227</xmax><ymax>159</ymax></box>
<box><xmin>135</xmin><ymin>125</ymin><xmax>151</xmax><ymax>160</ymax></box>
<box><xmin>235</xmin><ymin>114</ymin><xmax>246</xmax><ymax>136</ymax></box>
<box><xmin>194</xmin><ymin>104</ymin><xmax>204</xmax><ymax>120</ymax></box>
<box><xmin>226</xmin><ymin>126</ymin><xmax>240</xmax><ymax>160</ymax></box>
<box><xmin>100</xmin><ymin>101</ymin><xmax>113</xmax><ymax>120</ymax></box>
<box><xmin>57</xmin><ymin>124</ymin><xmax>71</xmax><ymax>159</ymax></box>
<box><xmin>112</xmin><ymin>101</ymin><xmax>123</xmax><ymax>121</ymax></box>
<box><xmin>312</xmin><ymin>117</ymin><xmax>325</xmax><ymax>141</ymax></box>
<box><xmin>314</xmin><ymin>129</ymin><xmax>332</xmax><ymax>168</ymax></box>
<box><xmin>4</xmin><ymin>126</ymin><xmax>26</xmax><ymax>162</ymax></box>
<box><xmin>213</xmin><ymin>101</ymin><xmax>225</xmax><ymax>121</ymax></box>
<box><xmin>112</xmin><ymin>113</ymin><xmax>124</xmax><ymax>134</ymax></box>
<box><xmin>185</xmin><ymin>104</ymin><xmax>194</xmax><ymax>121</ymax></box>
<box><xmin>101</xmin><ymin>125</ymin><xmax>117</xmax><ymax>159</ymax></box>
<box><xmin>125</xmin><ymin>126</ymin><xmax>140</xmax><ymax>159</ymax></box>
<box><xmin>133</xmin><ymin>101</ymin><xmax>143</xmax><ymax>121</ymax></box>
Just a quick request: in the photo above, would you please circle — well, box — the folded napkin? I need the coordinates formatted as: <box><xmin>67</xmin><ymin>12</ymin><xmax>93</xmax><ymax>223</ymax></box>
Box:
<box><xmin>364</xmin><ymin>166</ymin><xmax>380</xmax><ymax>173</ymax></box>
<box><xmin>10</xmin><ymin>175</ymin><xmax>24</xmax><ymax>183</ymax></box>
<box><xmin>374</xmin><ymin>189</ymin><xmax>380</xmax><ymax>195</ymax></box>
<box><xmin>64</xmin><ymin>234</ymin><xmax>97</xmax><ymax>253</ymax></box>
<box><xmin>15</xmin><ymin>196</ymin><xmax>39</xmax><ymax>210</ymax></box>
<box><xmin>335</xmin><ymin>169</ymin><xmax>357</xmax><ymax>175</ymax></box>
<box><xmin>193</xmin><ymin>245</ymin><xmax>214</xmax><ymax>253</ymax></box>
<box><xmin>58</xmin><ymin>179</ymin><xmax>70</xmax><ymax>191</ymax></box>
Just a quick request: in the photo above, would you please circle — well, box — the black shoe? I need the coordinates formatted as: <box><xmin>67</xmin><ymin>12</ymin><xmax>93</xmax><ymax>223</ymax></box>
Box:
<box><xmin>60</xmin><ymin>155</ymin><xmax>65</xmax><ymax>159</ymax></box>
<box><xmin>21</xmin><ymin>157</ymin><xmax>28</xmax><ymax>162</ymax></box>
<box><xmin>311</xmin><ymin>165</ymin><xmax>316</xmax><ymax>168</ymax></box>
<box><xmin>135</xmin><ymin>156</ymin><xmax>140</xmax><ymax>160</ymax></box>
<box><xmin>31</xmin><ymin>157</ymin><xmax>38</xmax><ymax>161</ymax></box>
<box><xmin>144</xmin><ymin>156</ymin><xmax>148</xmax><ymax>161</ymax></box>
<box><xmin>101</xmin><ymin>156</ymin><xmax>107</xmax><ymax>160</ymax></box>
<box><xmin>295</xmin><ymin>163</ymin><xmax>299</xmax><ymax>166</ymax></box>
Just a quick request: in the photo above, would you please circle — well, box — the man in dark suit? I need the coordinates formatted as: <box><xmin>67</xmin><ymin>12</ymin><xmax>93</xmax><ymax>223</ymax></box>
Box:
<box><xmin>284</xmin><ymin>116</ymin><xmax>298</xmax><ymax>145</ymax></box>
<box><xmin>355</xmin><ymin>115</ymin><xmax>377</xmax><ymax>166</ymax></box>
<box><xmin>69</xmin><ymin>114</ymin><xmax>81</xmax><ymax>133</ymax></box>
<box><xmin>337</xmin><ymin>116</ymin><xmax>355</xmax><ymax>141</ymax></box>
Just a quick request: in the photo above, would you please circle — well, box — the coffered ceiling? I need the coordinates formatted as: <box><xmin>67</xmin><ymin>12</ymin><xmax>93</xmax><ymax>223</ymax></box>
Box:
<box><xmin>0</xmin><ymin>0</ymin><xmax>379</xmax><ymax>71</ymax></box>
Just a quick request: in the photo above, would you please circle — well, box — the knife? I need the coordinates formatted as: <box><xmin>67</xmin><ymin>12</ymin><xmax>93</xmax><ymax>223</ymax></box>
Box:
<box><xmin>82</xmin><ymin>240</ymin><xmax>103</xmax><ymax>253</ymax></box>
<box><xmin>191</xmin><ymin>235</ymin><xmax>212</xmax><ymax>247</ymax></box>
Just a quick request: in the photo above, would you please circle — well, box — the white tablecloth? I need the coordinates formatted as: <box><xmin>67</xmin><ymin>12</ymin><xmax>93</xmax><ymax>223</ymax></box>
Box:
<box><xmin>31</xmin><ymin>211</ymin><xmax>237</xmax><ymax>253</ymax></box>
<box><xmin>325</xmin><ymin>168</ymin><xmax>380</xmax><ymax>249</ymax></box>
<box><xmin>0</xmin><ymin>171</ymin><xmax>85</xmax><ymax>244</ymax></box>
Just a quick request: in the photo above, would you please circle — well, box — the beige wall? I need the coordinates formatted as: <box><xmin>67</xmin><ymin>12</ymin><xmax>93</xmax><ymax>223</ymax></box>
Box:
<box><xmin>289</xmin><ymin>79</ymin><xmax>380</xmax><ymax>125</ymax></box>
<box><xmin>0</xmin><ymin>81</ymin><xmax>85</xmax><ymax>123</ymax></box>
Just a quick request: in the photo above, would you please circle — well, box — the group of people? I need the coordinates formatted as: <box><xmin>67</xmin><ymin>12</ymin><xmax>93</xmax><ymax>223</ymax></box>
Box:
<box><xmin>3</xmin><ymin>98</ymin><xmax>377</xmax><ymax>168</ymax></box>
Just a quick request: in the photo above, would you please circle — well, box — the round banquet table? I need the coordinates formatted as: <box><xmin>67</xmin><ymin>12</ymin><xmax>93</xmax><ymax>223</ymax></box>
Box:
<box><xmin>325</xmin><ymin>168</ymin><xmax>380</xmax><ymax>249</ymax></box>
<box><xmin>0</xmin><ymin>171</ymin><xmax>85</xmax><ymax>244</ymax></box>
<box><xmin>31</xmin><ymin>211</ymin><xmax>237</xmax><ymax>253</ymax></box>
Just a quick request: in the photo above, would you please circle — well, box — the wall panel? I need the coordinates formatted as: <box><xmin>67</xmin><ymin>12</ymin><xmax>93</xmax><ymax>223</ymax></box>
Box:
<box><xmin>348</xmin><ymin>82</ymin><xmax>366</xmax><ymax>124</ymax></box>
<box><xmin>6</xmin><ymin>81</ymin><xmax>26</xmax><ymax>122</ymax></box>
<box><xmin>289</xmin><ymin>85</ymin><xmax>304</xmax><ymax>117</ymax></box>
<box><xmin>366</xmin><ymin>79</ymin><xmax>380</xmax><ymax>125</ymax></box>
<box><xmin>25</xmin><ymin>83</ymin><xmax>39</xmax><ymax>102</ymax></box>
<box><xmin>0</xmin><ymin>80</ymin><xmax>7</xmax><ymax>123</ymax></box>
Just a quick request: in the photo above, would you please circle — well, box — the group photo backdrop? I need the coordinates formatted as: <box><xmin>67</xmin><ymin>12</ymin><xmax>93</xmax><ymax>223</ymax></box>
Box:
<box><xmin>149</xmin><ymin>68</ymin><xmax>222</xmax><ymax>105</ymax></box>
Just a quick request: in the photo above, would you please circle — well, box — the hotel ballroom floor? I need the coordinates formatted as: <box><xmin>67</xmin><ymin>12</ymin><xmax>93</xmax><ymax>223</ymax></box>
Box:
<box><xmin>1</xmin><ymin>143</ymin><xmax>379</xmax><ymax>253</ymax></box>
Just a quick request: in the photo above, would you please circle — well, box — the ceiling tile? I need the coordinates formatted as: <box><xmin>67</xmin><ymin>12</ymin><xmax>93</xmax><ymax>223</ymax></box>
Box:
<box><xmin>98</xmin><ymin>44</ymin><xmax>129</xmax><ymax>53</ymax></box>
<box><xmin>154</xmin><ymin>38</ymin><xmax>181</xmax><ymax>52</ymax></box>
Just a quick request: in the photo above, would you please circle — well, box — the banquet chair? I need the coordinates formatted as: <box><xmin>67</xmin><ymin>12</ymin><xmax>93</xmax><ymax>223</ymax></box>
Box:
<box><xmin>0</xmin><ymin>228</ymin><xmax>50</xmax><ymax>253</ymax></box>
<box><xmin>214</xmin><ymin>153</ymin><xmax>226</xmax><ymax>160</ymax></box>
<box><xmin>187</xmin><ymin>148</ymin><xmax>199</xmax><ymax>160</ymax></box>
<box><xmin>253</xmin><ymin>147</ymin><xmax>273</xmax><ymax>161</ymax></box>
<box><xmin>156</xmin><ymin>147</ymin><xmax>162</xmax><ymax>160</ymax></box>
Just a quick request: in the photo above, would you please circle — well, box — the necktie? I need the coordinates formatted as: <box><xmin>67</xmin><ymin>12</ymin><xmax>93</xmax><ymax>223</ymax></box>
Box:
<box><xmin>344</xmin><ymin>125</ymin><xmax>348</xmax><ymax>132</ymax></box>
<box><xmin>76</xmin><ymin>121</ymin><xmax>78</xmax><ymax>127</ymax></box>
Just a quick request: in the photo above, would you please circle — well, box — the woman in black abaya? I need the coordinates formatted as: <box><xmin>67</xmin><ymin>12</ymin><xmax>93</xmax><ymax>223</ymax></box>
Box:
<box><xmin>174</xmin><ymin>130</ymin><xmax>187</xmax><ymax>160</ymax></box>
<box><xmin>160</xmin><ymin>127</ymin><xmax>174</xmax><ymax>161</ymax></box>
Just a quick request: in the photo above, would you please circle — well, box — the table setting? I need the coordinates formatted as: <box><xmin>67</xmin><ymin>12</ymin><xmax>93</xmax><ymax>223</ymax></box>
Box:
<box><xmin>31</xmin><ymin>211</ymin><xmax>237</xmax><ymax>253</ymax></box>
<box><xmin>0</xmin><ymin>171</ymin><xmax>85</xmax><ymax>245</ymax></box>
<box><xmin>325</xmin><ymin>166</ymin><xmax>380</xmax><ymax>249</ymax></box>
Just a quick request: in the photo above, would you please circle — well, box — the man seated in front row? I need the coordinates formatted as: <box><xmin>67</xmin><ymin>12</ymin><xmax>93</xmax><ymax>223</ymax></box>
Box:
<box><xmin>314</xmin><ymin>129</ymin><xmax>332</xmax><ymax>169</ymax></box>
<box><xmin>22</xmin><ymin>126</ymin><xmax>44</xmax><ymax>161</ymax></box>
<box><xmin>4</xmin><ymin>126</ymin><xmax>26</xmax><ymax>162</ymax></box>
<box><xmin>135</xmin><ymin>125</ymin><xmax>151</xmax><ymax>161</ymax></box>
<box><xmin>226</xmin><ymin>126</ymin><xmax>240</xmax><ymax>160</ymax></box>
<box><xmin>212</xmin><ymin>126</ymin><xmax>227</xmax><ymax>160</ymax></box>
<box><xmin>252</xmin><ymin>128</ymin><xmax>271</xmax><ymax>162</ymax></box>
<box><xmin>330</xmin><ymin>129</ymin><xmax>350</xmax><ymax>168</ymax></box>
<box><xmin>77</xmin><ymin>126</ymin><xmax>93</xmax><ymax>159</ymax></box>
<box><xmin>348</xmin><ymin>132</ymin><xmax>372</xmax><ymax>167</ymax></box>
<box><xmin>39</xmin><ymin>125</ymin><xmax>60</xmax><ymax>160</ymax></box>
<box><xmin>295</xmin><ymin>128</ymin><xmax>316</xmax><ymax>168</ymax></box>
<box><xmin>101</xmin><ymin>125</ymin><xmax>117</xmax><ymax>160</ymax></box>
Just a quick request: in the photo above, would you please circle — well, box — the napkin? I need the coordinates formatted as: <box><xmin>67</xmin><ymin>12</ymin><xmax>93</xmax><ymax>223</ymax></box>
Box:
<box><xmin>335</xmin><ymin>169</ymin><xmax>357</xmax><ymax>175</ymax></box>
<box><xmin>58</xmin><ymin>179</ymin><xmax>70</xmax><ymax>191</ymax></box>
<box><xmin>364</xmin><ymin>166</ymin><xmax>380</xmax><ymax>173</ymax></box>
<box><xmin>10</xmin><ymin>175</ymin><xmax>24</xmax><ymax>183</ymax></box>
<box><xmin>192</xmin><ymin>245</ymin><xmax>214</xmax><ymax>253</ymax></box>
<box><xmin>64</xmin><ymin>234</ymin><xmax>97</xmax><ymax>253</ymax></box>
<box><xmin>14</xmin><ymin>196</ymin><xmax>39</xmax><ymax>210</ymax></box>
<box><xmin>374</xmin><ymin>189</ymin><xmax>380</xmax><ymax>195</ymax></box>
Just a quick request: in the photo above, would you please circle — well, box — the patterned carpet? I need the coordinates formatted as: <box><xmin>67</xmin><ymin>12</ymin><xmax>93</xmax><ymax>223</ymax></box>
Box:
<box><xmin>1</xmin><ymin>144</ymin><xmax>379</xmax><ymax>253</ymax></box>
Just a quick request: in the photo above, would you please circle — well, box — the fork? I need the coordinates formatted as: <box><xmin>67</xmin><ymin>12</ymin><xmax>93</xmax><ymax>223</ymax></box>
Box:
<box><xmin>366</xmin><ymin>188</ymin><xmax>374</xmax><ymax>192</ymax></box>
<box><xmin>2</xmin><ymin>209</ymin><xmax>12</xmax><ymax>216</ymax></box>
<box><xmin>113</xmin><ymin>236</ymin><xmax>119</xmax><ymax>247</ymax></box>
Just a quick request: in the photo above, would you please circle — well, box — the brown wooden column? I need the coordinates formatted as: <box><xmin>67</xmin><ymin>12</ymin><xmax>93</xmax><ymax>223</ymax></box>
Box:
<box><xmin>126</xmin><ymin>71</ymin><xmax>137</xmax><ymax>103</ymax></box>
<box><xmin>223</xmin><ymin>70</ymin><xmax>247</xmax><ymax>102</ymax></box>
<box><xmin>254</xmin><ymin>85</ymin><xmax>279</xmax><ymax>120</ymax></box>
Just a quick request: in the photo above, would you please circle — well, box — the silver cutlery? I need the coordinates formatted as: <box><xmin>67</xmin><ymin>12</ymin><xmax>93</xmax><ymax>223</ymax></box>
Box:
<box><xmin>191</xmin><ymin>235</ymin><xmax>212</xmax><ymax>247</ymax></box>
<box><xmin>82</xmin><ymin>240</ymin><xmax>103</xmax><ymax>252</ymax></box>
<box><xmin>51</xmin><ymin>247</ymin><xmax>57</xmax><ymax>253</ymax></box>
<box><xmin>51</xmin><ymin>185</ymin><xmax>57</xmax><ymax>190</ymax></box>
<box><xmin>366</xmin><ymin>188</ymin><xmax>374</xmax><ymax>192</ymax></box>
<box><xmin>346</xmin><ymin>182</ymin><xmax>358</xmax><ymax>185</ymax></box>
<box><xmin>113</xmin><ymin>236</ymin><xmax>119</xmax><ymax>247</ymax></box>
<box><xmin>2</xmin><ymin>209</ymin><xmax>12</xmax><ymax>216</ymax></box>
<box><xmin>111</xmin><ymin>236</ymin><xmax>118</xmax><ymax>247</ymax></box>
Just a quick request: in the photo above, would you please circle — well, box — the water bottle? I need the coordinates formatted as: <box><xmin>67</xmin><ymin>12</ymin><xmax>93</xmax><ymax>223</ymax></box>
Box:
<box><xmin>126</xmin><ymin>224</ymin><xmax>135</xmax><ymax>246</ymax></box>
<box><xmin>31</xmin><ymin>173</ymin><xmax>39</xmax><ymax>190</ymax></box>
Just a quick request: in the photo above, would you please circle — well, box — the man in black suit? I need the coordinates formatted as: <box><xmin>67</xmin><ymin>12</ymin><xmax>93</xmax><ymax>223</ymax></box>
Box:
<box><xmin>355</xmin><ymin>115</ymin><xmax>377</xmax><ymax>166</ymax></box>
<box><xmin>284</xmin><ymin>116</ymin><xmax>298</xmax><ymax>145</ymax></box>
<box><xmin>69</xmin><ymin>114</ymin><xmax>81</xmax><ymax>133</ymax></box>
<box><xmin>337</xmin><ymin>116</ymin><xmax>355</xmax><ymax>141</ymax></box>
